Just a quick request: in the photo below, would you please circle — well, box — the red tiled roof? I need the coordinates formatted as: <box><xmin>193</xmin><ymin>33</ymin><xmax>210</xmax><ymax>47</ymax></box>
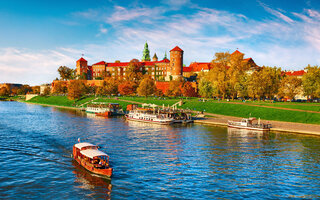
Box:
<box><xmin>188</xmin><ymin>62</ymin><xmax>212</xmax><ymax>72</ymax></box>
<box><xmin>158</xmin><ymin>58</ymin><xmax>170</xmax><ymax>63</ymax></box>
<box><xmin>285</xmin><ymin>70</ymin><xmax>306</xmax><ymax>76</ymax></box>
<box><xmin>92</xmin><ymin>61</ymin><xmax>106</xmax><ymax>65</ymax></box>
<box><xmin>77</xmin><ymin>57</ymin><xmax>87</xmax><ymax>62</ymax></box>
<box><xmin>183</xmin><ymin>67</ymin><xmax>192</xmax><ymax>72</ymax></box>
<box><xmin>170</xmin><ymin>46</ymin><xmax>183</xmax><ymax>52</ymax></box>
<box><xmin>106</xmin><ymin>62</ymin><xmax>129</xmax><ymax>67</ymax></box>
<box><xmin>231</xmin><ymin>50</ymin><xmax>243</xmax><ymax>55</ymax></box>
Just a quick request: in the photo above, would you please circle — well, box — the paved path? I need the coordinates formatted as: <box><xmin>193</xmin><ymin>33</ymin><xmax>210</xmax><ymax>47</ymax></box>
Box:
<box><xmin>216</xmin><ymin>101</ymin><xmax>320</xmax><ymax>114</ymax></box>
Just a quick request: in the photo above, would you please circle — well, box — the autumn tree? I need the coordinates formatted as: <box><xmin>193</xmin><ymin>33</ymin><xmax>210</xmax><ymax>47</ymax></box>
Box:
<box><xmin>125</xmin><ymin>59</ymin><xmax>144</xmax><ymax>83</ymax></box>
<box><xmin>247</xmin><ymin>70</ymin><xmax>264</xmax><ymax>100</ymax></box>
<box><xmin>42</xmin><ymin>87</ymin><xmax>51</xmax><ymax>96</ymax></box>
<box><xmin>165</xmin><ymin>78</ymin><xmax>184</xmax><ymax>97</ymax></box>
<box><xmin>118</xmin><ymin>81</ymin><xmax>137</xmax><ymax>96</ymax></box>
<box><xmin>302</xmin><ymin>65</ymin><xmax>320</xmax><ymax>99</ymax></box>
<box><xmin>17</xmin><ymin>85</ymin><xmax>32</xmax><ymax>95</ymax></box>
<box><xmin>104</xmin><ymin>78</ymin><xmax>119</xmax><ymax>95</ymax></box>
<box><xmin>67</xmin><ymin>80</ymin><xmax>86</xmax><ymax>100</ymax></box>
<box><xmin>228</xmin><ymin>51</ymin><xmax>250</xmax><ymax>100</ymax></box>
<box><xmin>52</xmin><ymin>82</ymin><xmax>67</xmax><ymax>94</ymax></box>
<box><xmin>278</xmin><ymin>76</ymin><xmax>302</xmax><ymax>100</ymax></box>
<box><xmin>260</xmin><ymin>66</ymin><xmax>282</xmax><ymax>99</ymax></box>
<box><xmin>0</xmin><ymin>87</ymin><xmax>10</xmax><ymax>96</ymax></box>
<box><xmin>58</xmin><ymin>66</ymin><xmax>74</xmax><ymax>80</ymax></box>
<box><xmin>32</xmin><ymin>86</ymin><xmax>40</xmax><ymax>94</ymax></box>
<box><xmin>181</xmin><ymin>82</ymin><xmax>198</xmax><ymax>97</ymax></box>
<box><xmin>137</xmin><ymin>76</ymin><xmax>155</xmax><ymax>97</ymax></box>
<box><xmin>208</xmin><ymin>53</ymin><xmax>230</xmax><ymax>99</ymax></box>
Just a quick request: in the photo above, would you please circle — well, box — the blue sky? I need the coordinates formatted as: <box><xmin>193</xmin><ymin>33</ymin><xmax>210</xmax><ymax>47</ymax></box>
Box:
<box><xmin>1</xmin><ymin>0</ymin><xmax>320</xmax><ymax>85</ymax></box>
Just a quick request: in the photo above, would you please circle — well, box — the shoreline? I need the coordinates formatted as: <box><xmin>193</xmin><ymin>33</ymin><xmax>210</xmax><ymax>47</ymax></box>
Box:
<box><xmin>21</xmin><ymin>100</ymin><xmax>320</xmax><ymax>136</ymax></box>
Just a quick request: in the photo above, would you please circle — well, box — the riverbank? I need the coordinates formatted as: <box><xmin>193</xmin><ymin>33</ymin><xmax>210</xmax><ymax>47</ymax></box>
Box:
<box><xmin>25</xmin><ymin>95</ymin><xmax>320</xmax><ymax>135</ymax></box>
<box><xmin>194</xmin><ymin>113</ymin><xmax>320</xmax><ymax>136</ymax></box>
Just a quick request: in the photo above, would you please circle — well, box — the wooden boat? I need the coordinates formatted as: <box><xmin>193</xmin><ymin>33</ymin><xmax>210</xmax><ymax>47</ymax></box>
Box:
<box><xmin>228</xmin><ymin>117</ymin><xmax>271</xmax><ymax>131</ymax></box>
<box><xmin>95</xmin><ymin>111</ymin><xmax>112</xmax><ymax>117</ymax></box>
<box><xmin>72</xmin><ymin>142</ymin><xmax>112</xmax><ymax>177</ymax></box>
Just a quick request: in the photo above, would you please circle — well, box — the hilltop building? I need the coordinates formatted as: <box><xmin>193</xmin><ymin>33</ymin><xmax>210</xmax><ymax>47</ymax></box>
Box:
<box><xmin>75</xmin><ymin>43</ymin><xmax>184</xmax><ymax>82</ymax></box>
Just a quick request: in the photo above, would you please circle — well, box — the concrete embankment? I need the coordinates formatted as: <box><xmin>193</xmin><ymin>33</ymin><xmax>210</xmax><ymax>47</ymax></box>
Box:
<box><xmin>194</xmin><ymin>115</ymin><xmax>320</xmax><ymax>136</ymax></box>
<box><xmin>21</xmin><ymin>101</ymin><xmax>81</xmax><ymax>110</ymax></box>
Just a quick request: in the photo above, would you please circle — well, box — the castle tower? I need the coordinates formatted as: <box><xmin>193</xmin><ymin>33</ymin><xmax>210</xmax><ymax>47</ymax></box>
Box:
<box><xmin>141</xmin><ymin>42</ymin><xmax>151</xmax><ymax>61</ymax></box>
<box><xmin>76</xmin><ymin>57</ymin><xmax>88</xmax><ymax>77</ymax></box>
<box><xmin>168</xmin><ymin>46</ymin><xmax>183</xmax><ymax>80</ymax></box>
<box><xmin>152</xmin><ymin>53</ymin><xmax>158</xmax><ymax>61</ymax></box>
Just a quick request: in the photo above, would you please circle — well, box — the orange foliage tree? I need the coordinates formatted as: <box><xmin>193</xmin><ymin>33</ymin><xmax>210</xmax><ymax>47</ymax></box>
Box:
<box><xmin>67</xmin><ymin>80</ymin><xmax>86</xmax><ymax>100</ymax></box>
<box><xmin>137</xmin><ymin>76</ymin><xmax>155</xmax><ymax>97</ymax></box>
<box><xmin>118</xmin><ymin>81</ymin><xmax>137</xmax><ymax>96</ymax></box>
<box><xmin>181</xmin><ymin>82</ymin><xmax>198</xmax><ymax>97</ymax></box>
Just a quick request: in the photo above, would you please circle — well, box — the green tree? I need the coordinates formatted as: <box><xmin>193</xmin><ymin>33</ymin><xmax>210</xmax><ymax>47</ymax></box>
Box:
<box><xmin>137</xmin><ymin>76</ymin><xmax>155</xmax><ymax>97</ymax></box>
<box><xmin>198</xmin><ymin>76</ymin><xmax>214</xmax><ymax>98</ymax></box>
<box><xmin>58</xmin><ymin>66</ymin><xmax>74</xmax><ymax>80</ymax></box>
<box><xmin>302</xmin><ymin>65</ymin><xmax>320</xmax><ymax>99</ymax></box>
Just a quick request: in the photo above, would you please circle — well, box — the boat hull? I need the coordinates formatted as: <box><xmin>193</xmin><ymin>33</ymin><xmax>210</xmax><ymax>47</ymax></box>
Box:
<box><xmin>126</xmin><ymin>116</ymin><xmax>174</xmax><ymax>125</ymax></box>
<box><xmin>227</xmin><ymin>124</ymin><xmax>270</xmax><ymax>131</ymax></box>
<box><xmin>73</xmin><ymin>155</ymin><xmax>112</xmax><ymax>177</ymax></box>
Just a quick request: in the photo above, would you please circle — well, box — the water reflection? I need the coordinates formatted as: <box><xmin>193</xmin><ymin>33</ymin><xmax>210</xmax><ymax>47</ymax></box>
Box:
<box><xmin>72</xmin><ymin>161</ymin><xmax>112</xmax><ymax>199</ymax></box>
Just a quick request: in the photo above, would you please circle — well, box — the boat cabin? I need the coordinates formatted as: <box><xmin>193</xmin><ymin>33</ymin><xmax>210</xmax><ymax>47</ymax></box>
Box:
<box><xmin>73</xmin><ymin>142</ymin><xmax>110</xmax><ymax>168</ymax></box>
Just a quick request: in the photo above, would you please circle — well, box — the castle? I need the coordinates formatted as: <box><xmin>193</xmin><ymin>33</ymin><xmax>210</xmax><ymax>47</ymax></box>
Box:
<box><xmin>76</xmin><ymin>43</ymin><xmax>184</xmax><ymax>81</ymax></box>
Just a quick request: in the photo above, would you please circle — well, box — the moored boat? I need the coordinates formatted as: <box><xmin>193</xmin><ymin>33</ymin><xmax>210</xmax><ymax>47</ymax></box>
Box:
<box><xmin>228</xmin><ymin>117</ymin><xmax>271</xmax><ymax>131</ymax></box>
<box><xmin>126</xmin><ymin>108</ymin><xmax>175</xmax><ymax>125</ymax></box>
<box><xmin>72</xmin><ymin>142</ymin><xmax>112</xmax><ymax>177</ymax></box>
<box><xmin>86</xmin><ymin>103</ymin><xmax>123</xmax><ymax>116</ymax></box>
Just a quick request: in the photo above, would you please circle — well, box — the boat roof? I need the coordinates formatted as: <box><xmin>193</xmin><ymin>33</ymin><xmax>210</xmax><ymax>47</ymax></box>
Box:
<box><xmin>74</xmin><ymin>142</ymin><xmax>97</xmax><ymax>149</ymax></box>
<box><xmin>80</xmin><ymin>149</ymin><xmax>109</xmax><ymax>159</ymax></box>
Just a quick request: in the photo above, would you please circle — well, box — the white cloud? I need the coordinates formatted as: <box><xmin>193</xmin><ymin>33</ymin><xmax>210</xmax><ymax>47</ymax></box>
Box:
<box><xmin>0</xmin><ymin>48</ymin><xmax>77</xmax><ymax>85</ymax></box>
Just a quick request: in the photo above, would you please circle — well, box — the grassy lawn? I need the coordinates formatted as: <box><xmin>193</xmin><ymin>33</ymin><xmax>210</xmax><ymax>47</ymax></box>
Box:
<box><xmin>27</xmin><ymin>96</ymin><xmax>77</xmax><ymax>107</ymax></box>
<box><xmin>26</xmin><ymin>95</ymin><xmax>320</xmax><ymax>124</ymax></box>
<box><xmin>180</xmin><ymin>100</ymin><xmax>320</xmax><ymax>124</ymax></box>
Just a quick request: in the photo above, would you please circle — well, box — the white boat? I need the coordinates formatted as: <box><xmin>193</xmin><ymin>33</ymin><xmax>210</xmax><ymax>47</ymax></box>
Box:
<box><xmin>126</xmin><ymin>108</ymin><xmax>175</xmax><ymax>125</ymax></box>
<box><xmin>228</xmin><ymin>117</ymin><xmax>271</xmax><ymax>131</ymax></box>
<box><xmin>86</xmin><ymin>103</ymin><xmax>121</xmax><ymax>115</ymax></box>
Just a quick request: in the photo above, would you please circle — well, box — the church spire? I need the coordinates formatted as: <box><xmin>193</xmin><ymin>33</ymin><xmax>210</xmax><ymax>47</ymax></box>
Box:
<box><xmin>163</xmin><ymin>51</ymin><xmax>168</xmax><ymax>60</ymax></box>
<box><xmin>142</xmin><ymin>42</ymin><xmax>151</xmax><ymax>61</ymax></box>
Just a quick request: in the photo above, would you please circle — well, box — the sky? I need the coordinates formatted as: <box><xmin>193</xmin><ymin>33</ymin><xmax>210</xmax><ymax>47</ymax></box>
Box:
<box><xmin>1</xmin><ymin>0</ymin><xmax>320</xmax><ymax>85</ymax></box>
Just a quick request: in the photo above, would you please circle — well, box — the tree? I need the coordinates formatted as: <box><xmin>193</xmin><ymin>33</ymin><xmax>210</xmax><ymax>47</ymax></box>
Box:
<box><xmin>118</xmin><ymin>81</ymin><xmax>137</xmax><ymax>96</ymax></box>
<box><xmin>260</xmin><ymin>66</ymin><xmax>282</xmax><ymax>99</ymax></box>
<box><xmin>208</xmin><ymin>56</ymin><xmax>229</xmax><ymax>99</ymax></box>
<box><xmin>17</xmin><ymin>85</ymin><xmax>32</xmax><ymax>95</ymax></box>
<box><xmin>125</xmin><ymin>59</ymin><xmax>144</xmax><ymax>83</ymax></box>
<box><xmin>278</xmin><ymin>76</ymin><xmax>302</xmax><ymax>100</ymax></box>
<box><xmin>228</xmin><ymin>51</ymin><xmax>250</xmax><ymax>100</ymax></box>
<box><xmin>137</xmin><ymin>76</ymin><xmax>155</xmax><ymax>97</ymax></box>
<box><xmin>42</xmin><ymin>87</ymin><xmax>51</xmax><ymax>96</ymax></box>
<box><xmin>67</xmin><ymin>80</ymin><xmax>86</xmax><ymax>100</ymax></box>
<box><xmin>247</xmin><ymin>70</ymin><xmax>264</xmax><ymax>100</ymax></box>
<box><xmin>32</xmin><ymin>86</ymin><xmax>40</xmax><ymax>94</ymax></box>
<box><xmin>104</xmin><ymin>78</ymin><xmax>119</xmax><ymax>95</ymax></box>
<box><xmin>165</xmin><ymin>78</ymin><xmax>184</xmax><ymax>97</ymax></box>
<box><xmin>198</xmin><ymin>76</ymin><xmax>214</xmax><ymax>98</ymax></box>
<box><xmin>53</xmin><ymin>82</ymin><xmax>67</xmax><ymax>94</ymax></box>
<box><xmin>58</xmin><ymin>66</ymin><xmax>74</xmax><ymax>80</ymax></box>
<box><xmin>302</xmin><ymin>65</ymin><xmax>320</xmax><ymax>99</ymax></box>
<box><xmin>0</xmin><ymin>87</ymin><xmax>10</xmax><ymax>96</ymax></box>
<box><xmin>181</xmin><ymin>82</ymin><xmax>198</xmax><ymax>97</ymax></box>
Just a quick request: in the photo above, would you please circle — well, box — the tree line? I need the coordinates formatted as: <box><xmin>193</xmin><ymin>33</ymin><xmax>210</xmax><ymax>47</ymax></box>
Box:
<box><xmin>198</xmin><ymin>52</ymin><xmax>320</xmax><ymax>101</ymax></box>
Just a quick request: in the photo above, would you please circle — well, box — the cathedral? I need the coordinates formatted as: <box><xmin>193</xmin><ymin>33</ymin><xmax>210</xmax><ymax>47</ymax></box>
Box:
<box><xmin>76</xmin><ymin>42</ymin><xmax>184</xmax><ymax>81</ymax></box>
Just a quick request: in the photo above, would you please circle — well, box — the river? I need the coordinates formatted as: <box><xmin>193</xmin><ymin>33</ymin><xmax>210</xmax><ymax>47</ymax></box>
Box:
<box><xmin>0</xmin><ymin>101</ymin><xmax>320</xmax><ymax>199</ymax></box>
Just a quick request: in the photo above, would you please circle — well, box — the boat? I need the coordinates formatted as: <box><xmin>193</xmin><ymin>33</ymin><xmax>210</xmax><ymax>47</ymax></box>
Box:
<box><xmin>72</xmin><ymin>142</ymin><xmax>112</xmax><ymax>177</ymax></box>
<box><xmin>126</xmin><ymin>107</ymin><xmax>175</xmax><ymax>125</ymax></box>
<box><xmin>86</xmin><ymin>103</ymin><xmax>123</xmax><ymax>116</ymax></box>
<box><xmin>227</xmin><ymin>117</ymin><xmax>271</xmax><ymax>131</ymax></box>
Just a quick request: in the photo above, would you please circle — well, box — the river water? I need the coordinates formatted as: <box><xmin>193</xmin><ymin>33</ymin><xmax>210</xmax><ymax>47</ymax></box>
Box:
<box><xmin>1</xmin><ymin>101</ymin><xmax>320</xmax><ymax>199</ymax></box>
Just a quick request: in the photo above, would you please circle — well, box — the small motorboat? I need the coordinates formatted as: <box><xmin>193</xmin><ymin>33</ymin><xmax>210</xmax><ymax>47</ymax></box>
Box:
<box><xmin>72</xmin><ymin>142</ymin><xmax>112</xmax><ymax>177</ymax></box>
<box><xmin>228</xmin><ymin>117</ymin><xmax>271</xmax><ymax>131</ymax></box>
